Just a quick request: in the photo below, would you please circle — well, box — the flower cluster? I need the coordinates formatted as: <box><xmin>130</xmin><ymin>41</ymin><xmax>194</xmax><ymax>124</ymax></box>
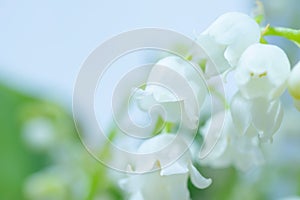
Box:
<box><xmin>120</xmin><ymin>11</ymin><xmax>300</xmax><ymax>200</ymax></box>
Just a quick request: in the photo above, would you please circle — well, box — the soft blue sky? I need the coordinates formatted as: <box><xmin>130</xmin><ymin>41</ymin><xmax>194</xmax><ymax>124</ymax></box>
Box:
<box><xmin>0</xmin><ymin>0</ymin><xmax>251</xmax><ymax>106</ymax></box>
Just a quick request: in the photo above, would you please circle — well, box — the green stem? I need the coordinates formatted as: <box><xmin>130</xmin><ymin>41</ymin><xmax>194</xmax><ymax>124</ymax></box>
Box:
<box><xmin>262</xmin><ymin>26</ymin><xmax>300</xmax><ymax>47</ymax></box>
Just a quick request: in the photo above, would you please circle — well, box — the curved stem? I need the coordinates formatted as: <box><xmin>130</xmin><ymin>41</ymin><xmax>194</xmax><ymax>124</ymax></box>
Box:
<box><xmin>262</xmin><ymin>25</ymin><xmax>300</xmax><ymax>47</ymax></box>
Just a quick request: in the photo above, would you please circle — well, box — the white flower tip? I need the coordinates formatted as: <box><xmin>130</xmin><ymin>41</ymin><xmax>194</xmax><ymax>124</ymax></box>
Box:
<box><xmin>189</xmin><ymin>164</ymin><xmax>212</xmax><ymax>189</ymax></box>
<box><xmin>160</xmin><ymin>162</ymin><xmax>189</xmax><ymax>176</ymax></box>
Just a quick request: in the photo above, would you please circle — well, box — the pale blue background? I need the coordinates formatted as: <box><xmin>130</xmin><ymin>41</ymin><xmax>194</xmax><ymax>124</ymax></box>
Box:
<box><xmin>0</xmin><ymin>0</ymin><xmax>251</xmax><ymax>106</ymax></box>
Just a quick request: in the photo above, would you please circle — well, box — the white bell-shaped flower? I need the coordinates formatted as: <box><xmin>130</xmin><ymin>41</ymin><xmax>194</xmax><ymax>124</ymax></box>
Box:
<box><xmin>288</xmin><ymin>61</ymin><xmax>300</xmax><ymax>111</ymax></box>
<box><xmin>230</xmin><ymin>92</ymin><xmax>283</xmax><ymax>141</ymax></box>
<box><xmin>133</xmin><ymin>56</ymin><xmax>207</xmax><ymax>130</ymax></box>
<box><xmin>235</xmin><ymin>43</ymin><xmax>291</xmax><ymax>100</ymax></box>
<box><xmin>200</xmin><ymin>111</ymin><xmax>264</xmax><ymax>171</ymax></box>
<box><xmin>120</xmin><ymin>134</ymin><xmax>211</xmax><ymax>200</ymax></box>
<box><xmin>195</xmin><ymin>12</ymin><xmax>260</xmax><ymax>76</ymax></box>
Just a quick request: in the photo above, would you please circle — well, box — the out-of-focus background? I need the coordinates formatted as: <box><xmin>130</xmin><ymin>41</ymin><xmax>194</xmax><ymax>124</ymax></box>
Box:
<box><xmin>0</xmin><ymin>0</ymin><xmax>300</xmax><ymax>199</ymax></box>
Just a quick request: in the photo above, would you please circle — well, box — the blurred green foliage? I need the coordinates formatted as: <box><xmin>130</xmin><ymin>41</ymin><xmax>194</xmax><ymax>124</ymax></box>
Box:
<box><xmin>0</xmin><ymin>83</ymin><xmax>123</xmax><ymax>200</ymax></box>
<box><xmin>0</xmin><ymin>84</ymin><xmax>48</xmax><ymax>199</ymax></box>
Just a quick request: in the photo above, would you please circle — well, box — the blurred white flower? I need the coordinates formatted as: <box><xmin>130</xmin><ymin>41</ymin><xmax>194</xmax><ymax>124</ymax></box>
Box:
<box><xmin>230</xmin><ymin>92</ymin><xmax>283</xmax><ymax>141</ymax></box>
<box><xmin>24</xmin><ymin>166</ymin><xmax>89</xmax><ymax>200</ymax></box>
<box><xmin>288</xmin><ymin>61</ymin><xmax>300</xmax><ymax>111</ymax></box>
<box><xmin>235</xmin><ymin>43</ymin><xmax>291</xmax><ymax>100</ymax></box>
<box><xmin>22</xmin><ymin>118</ymin><xmax>56</xmax><ymax>150</ymax></box>
<box><xmin>195</xmin><ymin>12</ymin><xmax>260</xmax><ymax>76</ymax></box>
<box><xmin>120</xmin><ymin>134</ymin><xmax>211</xmax><ymax>200</ymax></box>
<box><xmin>200</xmin><ymin>111</ymin><xmax>264</xmax><ymax>171</ymax></box>
<box><xmin>134</xmin><ymin>56</ymin><xmax>207</xmax><ymax>130</ymax></box>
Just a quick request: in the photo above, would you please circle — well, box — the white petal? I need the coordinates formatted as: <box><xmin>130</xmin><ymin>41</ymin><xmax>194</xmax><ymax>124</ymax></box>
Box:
<box><xmin>196</xmin><ymin>12</ymin><xmax>260</xmax><ymax>75</ymax></box>
<box><xmin>207</xmin><ymin>12</ymin><xmax>259</xmax><ymax>46</ymax></box>
<box><xmin>199</xmin><ymin>111</ymin><xmax>233</xmax><ymax>168</ymax></box>
<box><xmin>251</xmin><ymin>98</ymin><xmax>283</xmax><ymax>135</ymax></box>
<box><xmin>132</xmin><ymin>88</ymin><xmax>159</xmax><ymax>110</ymax></box>
<box><xmin>160</xmin><ymin>162</ymin><xmax>189</xmax><ymax>176</ymax></box>
<box><xmin>199</xmin><ymin>111</ymin><xmax>226</xmax><ymax>159</ymax></box>
<box><xmin>196</xmin><ymin>34</ymin><xmax>230</xmax><ymax>75</ymax></box>
<box><xmin>147</xmin><ymin>56</ymin><xmax>206</xmax><ymax>106</ymax></box>
<box><xmin>145</xmin><ymin>56</ymin><xmax>207</xmax><ymax>128</ymax></box>
<box><xmin>235</xmin><ymin>44</ymin><xmax>291</xmax><ymax>100</ymax></box>
<box><xmin>230</xmin><ymin>93</ymin><xmax>251</xmax><ymax>134</ymax></box>
<box><xmin>188</xmin><ymin>163</ymin><xmax>212</xmax><ymax>189</ymax></box>
<box><xmin>133</xmin><ymin>87</ymin><xmax>187</xmax><ymax>123</ymax></box>
<box><xmin>134</xmin><ymin>134</ymin><xmax>190</xmax><ymax>172</ymax></box>
<box><xmin>137</xmin><ymin>134</ymin><xmax>176</xmax><ymax>154</ymax></box>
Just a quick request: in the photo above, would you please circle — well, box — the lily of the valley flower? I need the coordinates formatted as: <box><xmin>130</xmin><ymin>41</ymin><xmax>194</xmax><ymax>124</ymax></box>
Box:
<box><xmin>133</xmin><ymin>56</ymin><xmax>207</xmax><ymax>130</ymax></box>
<box><xmin>200</xmin><ymin>111</ymin><xmax>264</xmax><ymax>171</ymax></box>
<box><xmin>235</xmin><ymin>43</ymin><xmax>291</xmax><ymax>100</ymax></box>
<box><xmin>288</xmin><ymin>62</ymin><xmax>300</xmax><ymax>111</ymax></box>
<box><xmin>230</xmin><ymin>92</ymin><xmax>283</xmax><ymax>142</ymax></box>
<box><xmin>195</xmin><ymin>12</ymin><xmax>260</xmax><ymax>76</ymax></box>
<box><xmin>120</xmin><ymin>134</ymin><xmax>211</xmax><ymax>200</ymax></box>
